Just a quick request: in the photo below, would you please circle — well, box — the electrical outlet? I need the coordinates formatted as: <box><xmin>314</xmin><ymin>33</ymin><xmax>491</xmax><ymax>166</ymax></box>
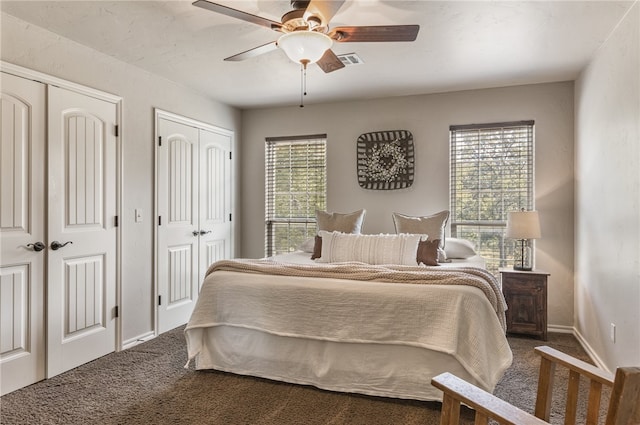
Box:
<box><xmin>610</xmin><ymin>323</ymin><xmax>616</xmax><ymax>343</ymax></box>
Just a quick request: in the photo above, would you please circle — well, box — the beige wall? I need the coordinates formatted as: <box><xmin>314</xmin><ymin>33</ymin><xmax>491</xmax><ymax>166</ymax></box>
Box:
<box><xmin>1</xmin><ymin>13</ymin><xmax>242</xmax><ymax>344</ymax></box>
<box><xmin>241</xmin><ymin>82</ymin><xmax>575</xmax><ymax>328</ymax></box>
<box><xmin>574</xmin><ymin>1</ymin><xmax>640</xmax><ymax>370</ymax></box>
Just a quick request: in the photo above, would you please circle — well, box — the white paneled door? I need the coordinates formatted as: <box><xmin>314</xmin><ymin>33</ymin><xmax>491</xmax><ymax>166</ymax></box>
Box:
<box><xmin>1</xmin><ymin>67</ymin><xmax>120</xmax><ymax>394</ymax></box>
<box><xmin>156</xmin><ymin>113</ymin><xmax>232</xmax><ymax>334</ymax></box>
<box><xmin>197</xmin><ymin>128</ymin><xmax>232</xmax><ymax>285</ymax></box>
<box><xmin>157</xmin><ymin>118</ymin><xmax>200</xmax><ymax>334</ymax></box>
<box><xmin>46</xmin><ymin>86</ymin><xmax>118</xmax><ymax>377</ymax></box>
<box><xmin>0</xmin><ymin>73</ymin><xmax>47</xmax><ymax>395</ymax></box>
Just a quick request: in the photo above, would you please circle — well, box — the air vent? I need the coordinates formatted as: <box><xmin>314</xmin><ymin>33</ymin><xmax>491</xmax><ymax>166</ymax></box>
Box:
<box><xmin>337</xmin><ymin>53</ymin><xmax>364</xmax><ymax>66</ymax></box>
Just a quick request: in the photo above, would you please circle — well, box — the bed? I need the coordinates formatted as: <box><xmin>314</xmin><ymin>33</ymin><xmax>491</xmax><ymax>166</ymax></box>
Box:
<box><xmin>184</xmin><ymin>236</ymin><xmax>512</xmax><ymax>402</ymax></box>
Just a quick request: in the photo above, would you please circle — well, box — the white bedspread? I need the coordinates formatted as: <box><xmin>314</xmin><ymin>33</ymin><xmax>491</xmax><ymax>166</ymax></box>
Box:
<box><xmin>185</xmin><ymin>258</ymin><xmax>512</xmax><ymax>397</ymax></box>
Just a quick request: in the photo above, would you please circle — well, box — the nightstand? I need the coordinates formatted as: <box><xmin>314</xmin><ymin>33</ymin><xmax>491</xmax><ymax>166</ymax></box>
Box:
<box><xmin>499</xmin><ymin>268</ymin><xmax>549</xmax><ymax>340</ymax></box>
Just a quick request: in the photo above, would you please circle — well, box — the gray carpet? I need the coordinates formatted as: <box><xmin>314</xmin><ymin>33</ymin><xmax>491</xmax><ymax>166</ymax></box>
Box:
<box><xmin>0</xmin><ymin>328</ymin><xmax>601</xmax><ymax>424</ymax></box>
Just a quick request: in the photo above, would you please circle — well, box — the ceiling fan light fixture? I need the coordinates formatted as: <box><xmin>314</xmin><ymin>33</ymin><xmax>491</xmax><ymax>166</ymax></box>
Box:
<box><xmin>278</xmin><ymin>31</ymin><xmax>333</xmax><ymax>65</ymax></box>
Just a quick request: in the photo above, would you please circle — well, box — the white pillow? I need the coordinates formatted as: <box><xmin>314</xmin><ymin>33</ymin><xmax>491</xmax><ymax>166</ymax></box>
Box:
<box><xmin>297</xmin><ymin>237</ymin><xmax>316</xmax><ymax>253</ymax></box>
<box><xmin>315</xmin><ymin>231</ymin><xmax>426</xmax><ymax>265</ymax></box>
<box><xmin>444</xmin><ymin>238</ymin><xmax>477</xmax><ymax>259</ymax></box>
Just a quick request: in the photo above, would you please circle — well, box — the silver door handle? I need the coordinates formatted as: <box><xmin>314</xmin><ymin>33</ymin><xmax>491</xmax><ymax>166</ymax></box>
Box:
<box><xmin>192</xmin><ymin>230</ymin><xmax>200</xmax><ymax>237</ymax></box>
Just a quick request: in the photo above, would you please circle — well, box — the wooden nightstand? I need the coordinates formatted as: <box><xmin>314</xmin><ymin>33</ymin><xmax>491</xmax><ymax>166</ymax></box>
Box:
<box><xmin>499</xmin><ymin>268</ymin><xmax>549</xmax><ymax>340</ymax></box>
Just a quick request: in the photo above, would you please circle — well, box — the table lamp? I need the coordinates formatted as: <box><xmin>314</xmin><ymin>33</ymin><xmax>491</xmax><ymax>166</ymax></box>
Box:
<box><xmin>506</xmin><ymin>209</ymin><xmax>541</xmax><ymax>271</ymax></box>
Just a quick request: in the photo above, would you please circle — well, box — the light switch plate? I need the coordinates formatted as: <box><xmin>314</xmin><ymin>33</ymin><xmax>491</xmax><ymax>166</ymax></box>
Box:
<box><xmin>135</xmin><ymin>209</ymin><xmax>143</xmax><ymax>223</ymax></box>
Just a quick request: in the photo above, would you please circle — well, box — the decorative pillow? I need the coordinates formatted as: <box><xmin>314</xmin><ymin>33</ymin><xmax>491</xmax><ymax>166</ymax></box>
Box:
<box><xmin>316</xmin><ymin>209</ymin><xmax>366</xmax><ymax>234</ymax></box>
<box><xmin>311</xmin><ymin>235</ymin><xmax>322</xmax><ymax>260</ymax></box>
<box><xmin>316</xmin><ymin>231</ymin><xmax>426</xmax><ymax>265</ymax></box>
<box><xmin>444</xmin><ymin>238</ymin><xmax>477</xmax><ymax>259</ymax></box>
<box><xmin>417</xmin><ymin>239</ymin><xmax>440</xmax><ymax>266</ymax></box>
<box><xmin>392</xmin><ymin>210</ymin><xmax>449</xmax><ymax>250</ymax></box>
<box><xmin>298</xmin><ymin>237</ymin><xmax>316</xmax><ymax>253</ymax></box>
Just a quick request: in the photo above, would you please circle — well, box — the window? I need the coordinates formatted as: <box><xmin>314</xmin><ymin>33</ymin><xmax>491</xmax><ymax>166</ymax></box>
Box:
<box><xmin>450</xmin><ymin>121</ymin><xmax>534</xmax><ymax>273</ymax></box>
<box><xmin>265</xmin><ymin>134</ymin><xmax>327</xmax><ymax>257</ymax></box>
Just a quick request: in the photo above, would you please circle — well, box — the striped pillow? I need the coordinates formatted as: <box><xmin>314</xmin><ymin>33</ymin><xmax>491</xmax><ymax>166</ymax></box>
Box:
<box><xmin>315</xmin><ymin>231</ymin><xmax>426</xmax><ymax>265</ymax></box>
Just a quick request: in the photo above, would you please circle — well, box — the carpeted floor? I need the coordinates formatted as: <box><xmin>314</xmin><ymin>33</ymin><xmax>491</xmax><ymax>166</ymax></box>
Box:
<box><xmin>0</xmin><ymin>328</ymin><xmax>602</xmax><ymax>424</ymax></box>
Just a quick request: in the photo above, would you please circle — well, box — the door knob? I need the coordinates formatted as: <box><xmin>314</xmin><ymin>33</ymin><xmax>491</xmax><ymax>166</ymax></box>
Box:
<box><xmin>192</xmin><ymin>230</ymin><xmax>200</xmax><ymax>237</ymax></box>
<box><xmin>50</xmin><ymin>240</ymin><xmax>73</xmax><ymax>250</ymax></box>
<box><xmin>27</xmin><ymin>242</ymin><xmax>46</xmax><ymax>252</ymax></box>
<box><xmin>199</xmin><ymin>230</ymin><xmax>211</xmax><ymax>235</ymax></box>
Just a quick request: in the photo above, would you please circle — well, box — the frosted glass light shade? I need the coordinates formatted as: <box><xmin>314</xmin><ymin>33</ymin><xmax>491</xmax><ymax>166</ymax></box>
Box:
<box><xmin>278</xmin><ymin>31</ymin><xmax>332</xmax><ymax>64</ymax></box>
<box><xmin>506</xmin><ymin>210</ymin><xmax>541</xmax><ymax>239</ymax></box>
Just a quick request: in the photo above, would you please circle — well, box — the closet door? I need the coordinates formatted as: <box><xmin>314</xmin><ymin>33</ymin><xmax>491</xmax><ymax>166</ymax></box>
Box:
<box><xmin>198</xmin><ymin>128</ymin><xmax>232</xmax><ymax>285</ymax></box>
<box><xmin>0</xmin><ymin>73</ymin><xmax>46</xmax><ymax>395</ymax></box>
<box><xmin>46</xmin><ymin>85</ymin><xmax>118</xmax><ymax>377</ymax></box>
<box><xmin>156</xmin><ymin>112</ymin><xmax>233</xmax><ymax>334</ymax></box>
<box><xmin>157</xmin><ymin>117</ymin><xmax>200</xmax><ymax>333</ymax></box>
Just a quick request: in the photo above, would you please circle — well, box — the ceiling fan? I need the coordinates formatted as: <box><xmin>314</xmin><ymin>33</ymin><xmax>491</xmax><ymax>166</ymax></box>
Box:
<box><xmin>193</xmin><ymin>0</ymin><xmax>420</xmax><ymax>73</ymax></box>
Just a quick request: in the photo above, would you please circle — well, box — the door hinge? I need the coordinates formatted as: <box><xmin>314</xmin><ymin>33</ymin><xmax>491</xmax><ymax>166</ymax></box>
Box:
<box><xmin>115</xmin><ymin>125</ymin><xmax>119</xmax><ymax>137</ymax></box>
<box><xmin>158</xmin><ymin>295</ymin><xmax>162</xmax><ymax>306</ymax></box>
<box><xmin>114</xmin><ymin>305</ymin><xmax>119</xmax><ymax>318</ymax></box>
<box><xmin>158</xmin><ymin>136</ymin><xmax>162</xmax><ymax>147</ymax></box>
<box><xmin>229</xmin><ymin>213</ymin><xmax>232</xmax><ymax>221</ymax></box>
<box><xmin>229</xmin><ymin>151</ymin><xmax>232</xmax><ymax>160</ymax></box>
<box><xmin>158</xmin><ymin>216</ymin><xmax>162</xmax><ymax>226</ymax></box>
<box><xmin>114</xmin><ymin>216</ymin><xmax>119</xmax><ymax>227</ymax></box>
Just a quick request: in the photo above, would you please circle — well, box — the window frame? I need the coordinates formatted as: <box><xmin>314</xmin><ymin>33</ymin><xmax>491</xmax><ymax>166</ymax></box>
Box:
<box><xmin>449</xmin><ymin>120</ymin><xmax>535</xmax><ymax>272</ymax></box>
<box><xmin>265</xmin><ymin>134</ymin><xmax>327</xmax><ymax>257</ymax></box>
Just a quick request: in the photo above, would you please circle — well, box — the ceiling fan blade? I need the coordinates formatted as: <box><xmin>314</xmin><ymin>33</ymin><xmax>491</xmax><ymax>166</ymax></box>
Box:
<box><xmin>304</xmin><ymin>0</ymin><xmax>345</xmax><ymax>26</ymax></box>
<box><xmin>193</xmin><ymin>0</ymin><xmax>282</xmax><ymax>31</ymax></box>
<box><xmin>316</xmin><ymin>49</ymin><xmax>346</xmax><ymax>73</ymax></box>
<box><xmin>330</xmin><ymin>25</ymin><xmax>419</xmax><ymax>42</ymax></box>
<box><xmin>224</xmin><ymin>41</ymin><xmax>278</xmax><ymax>62</ymax></box>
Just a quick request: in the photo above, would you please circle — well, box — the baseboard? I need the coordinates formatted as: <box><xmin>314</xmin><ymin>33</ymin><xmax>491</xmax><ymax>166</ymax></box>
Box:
<box><xmin>551</xmin><ymin>326</ymin><xmax>611</xmax><ymax>373</ymax></box>
<box><xmin>122</xmin><ymin>331</ymin><xmax>156</xmax><ymax>350</ymax></box>
<box><xmin>548</xmin><ymin>324</ymin><xmax>573</xmax><ymax>334</ymax></box>
<box><xmin>573</xmin><ymin>328</ymin><xmax>611</xmax><ymax>373</ymax></box>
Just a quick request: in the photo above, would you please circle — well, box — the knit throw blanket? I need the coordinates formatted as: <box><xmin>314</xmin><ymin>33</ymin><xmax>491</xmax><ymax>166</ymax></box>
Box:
<box><xmin>205</xmin><ymin>259</ymin><xmax>507</xmax><ymax>330</ymax></box>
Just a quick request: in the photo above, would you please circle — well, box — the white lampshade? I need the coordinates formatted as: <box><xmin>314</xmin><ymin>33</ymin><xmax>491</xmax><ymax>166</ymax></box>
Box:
<box><xmin>278</xmin><ymin>31</ymin><xmax>332</xmax><ymax>65</ymax></box>
<box><xmin>506</xmin><ymin>210</ymin><xmax>541</xmax><ymax>239</ymax></box>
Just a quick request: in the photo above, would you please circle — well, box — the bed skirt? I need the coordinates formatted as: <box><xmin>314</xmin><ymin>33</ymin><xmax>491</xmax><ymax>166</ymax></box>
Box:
<box><xmin>187</xmin><ymin>325</ymin><xmax>510</xmax><ymax>401</ymax></box>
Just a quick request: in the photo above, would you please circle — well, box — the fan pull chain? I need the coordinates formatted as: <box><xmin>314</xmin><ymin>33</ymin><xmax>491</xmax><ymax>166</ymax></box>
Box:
<box><xmin>300</xmin><ymin>63</ymin><xmax>304</xmax><ymax>108</ymax></box>
<box><xmin>299</xmin><ymin>59</ymin><xmax>310</xmax><ymax>108</ymax></box>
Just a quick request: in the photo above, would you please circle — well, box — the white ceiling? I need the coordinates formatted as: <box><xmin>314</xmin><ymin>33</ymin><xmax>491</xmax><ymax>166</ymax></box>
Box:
<box><xmin>2</xmin><ymin>1</ymin><xmax>634</xmax><ymax>109</ymax></box>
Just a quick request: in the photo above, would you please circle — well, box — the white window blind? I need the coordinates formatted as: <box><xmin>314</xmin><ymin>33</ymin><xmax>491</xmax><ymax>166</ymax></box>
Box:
<box><xmin>265</xmin><ymin>134</ymin><xmax>326</xmax><ymax>257</ymax></box>
<box><xmin>450</xmin><ymin>121</ymin><xmax>534</xmax><ymax>272</ymax></box>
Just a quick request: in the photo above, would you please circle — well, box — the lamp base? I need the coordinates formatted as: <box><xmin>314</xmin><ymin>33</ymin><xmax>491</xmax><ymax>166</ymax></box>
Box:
<box><xmin>513</xmin><ymin>240</ymin><xmax>533</xmax><ymax>271</ymax></box>
<box><xmin>513</xmin><ymin>265</ymin><xmax>533</xmax><ymax>271</ymax></box>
